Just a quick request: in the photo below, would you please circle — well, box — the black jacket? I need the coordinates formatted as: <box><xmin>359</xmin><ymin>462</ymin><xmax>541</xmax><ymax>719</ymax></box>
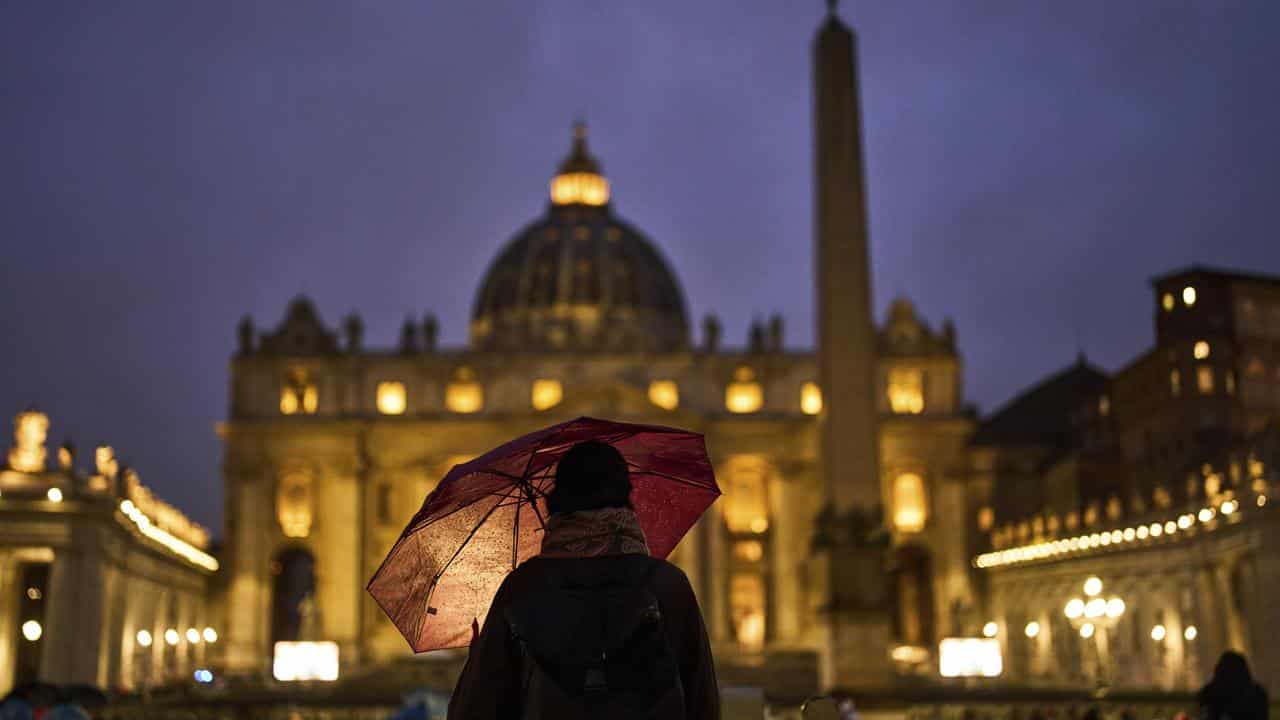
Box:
<box><xmin>447</xmin><ymin>554</ymin><xmax>719</xmax><ymax>719</ymax></box>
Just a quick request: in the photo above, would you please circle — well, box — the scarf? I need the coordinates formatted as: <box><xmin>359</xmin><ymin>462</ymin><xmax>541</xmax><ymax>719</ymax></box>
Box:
<box><xmin>539</xmin><ymin>507</ymin><xmax>650</xmax><ymax>558</ymax></box>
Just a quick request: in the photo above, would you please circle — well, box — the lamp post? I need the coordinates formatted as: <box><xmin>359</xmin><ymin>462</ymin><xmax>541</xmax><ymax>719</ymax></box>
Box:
<box><xmin>1063</xmin><ymin>576</ymin><xmax>1126</xmax><ymax>688</ymax></box>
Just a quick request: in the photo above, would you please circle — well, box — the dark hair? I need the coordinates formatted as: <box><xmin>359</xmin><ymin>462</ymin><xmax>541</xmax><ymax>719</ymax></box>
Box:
<box><xmin>546</xmin><ymin>440</ymin><xmax>631</xmax><ymax>516</ymax></box>
<box><xmin>1211</xmin><ymin>651</ymin><xmax>1254</xmax><ymax>690</ymax></box>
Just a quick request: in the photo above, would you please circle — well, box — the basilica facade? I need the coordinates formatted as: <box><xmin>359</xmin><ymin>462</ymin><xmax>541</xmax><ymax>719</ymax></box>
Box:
<box><xmin>218</xmin><ymin>119</ymin><xmax>974</xmax><ymax>692</ymax></box>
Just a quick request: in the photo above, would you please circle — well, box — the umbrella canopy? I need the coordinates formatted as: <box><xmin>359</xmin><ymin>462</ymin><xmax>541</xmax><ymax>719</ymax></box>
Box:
<box><xmin>367</xmin><ymin>416</ymin><xmax>719</xmax><ymax>653</ymax></box>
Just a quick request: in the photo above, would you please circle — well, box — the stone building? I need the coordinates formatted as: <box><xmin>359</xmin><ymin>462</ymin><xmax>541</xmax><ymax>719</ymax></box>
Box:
<box><xmin>974</xmin><ymin>268</ymin><xmax>1280</xmax><ymax>692</ymax></box>
<box><xmin>0</xmin><ymin>409</ymin><xmax>218</xmax><ymax>695</ymax></box>
<box><xmin>215</xmin><ymin>6</ymin><xmax>976</xmax><ymax>694</ymax></box>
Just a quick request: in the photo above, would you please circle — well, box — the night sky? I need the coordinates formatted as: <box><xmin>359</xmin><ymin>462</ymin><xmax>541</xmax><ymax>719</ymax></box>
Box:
<box><xmin>3</xmin><ymin>1</ymin><xmax>1278</xmax><ymax>534</ymax></box>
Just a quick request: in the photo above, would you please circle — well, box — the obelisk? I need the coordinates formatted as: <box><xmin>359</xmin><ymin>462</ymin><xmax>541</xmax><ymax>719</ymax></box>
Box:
<box><xmin>813</xmin><ymin>0</ymin><xmax>893</xmax><ymax>690</ymax></box>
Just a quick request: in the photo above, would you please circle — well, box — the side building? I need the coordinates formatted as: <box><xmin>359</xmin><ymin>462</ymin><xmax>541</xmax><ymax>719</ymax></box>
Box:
<box><xmin>974</xmin><ymin>267</ymin><xmax>1280</xmax><ymax>692</ymax></box>
<box><xmin>0</xmin><ymin>410</ymin><xmax>219</xmax><ymax>695</ymax></box>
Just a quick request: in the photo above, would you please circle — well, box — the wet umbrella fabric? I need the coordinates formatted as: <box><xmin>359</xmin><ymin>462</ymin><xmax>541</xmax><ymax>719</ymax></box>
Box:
<box><xmin>367</xmin><ymin>416</ymin><xmax>719</xmax><ymax>653</ymax></box>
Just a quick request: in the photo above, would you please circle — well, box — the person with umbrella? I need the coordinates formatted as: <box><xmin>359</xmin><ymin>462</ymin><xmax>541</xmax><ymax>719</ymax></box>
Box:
<box><xmin>368</xmin><ymin>418</ymin><xmax>721</xmax><ymax>719</ymax></box>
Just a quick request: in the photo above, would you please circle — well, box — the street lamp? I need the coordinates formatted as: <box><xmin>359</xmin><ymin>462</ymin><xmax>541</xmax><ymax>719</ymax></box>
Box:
<box><xmin>1063</xmin><ymin>577</ymin><xmax>1126</xmax><ymax>687</ymax></box>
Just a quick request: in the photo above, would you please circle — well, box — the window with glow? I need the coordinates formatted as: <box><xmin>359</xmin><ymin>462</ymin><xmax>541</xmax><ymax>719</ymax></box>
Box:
<box><xmin>724</xmin><ymin>455</ymin><xmax>769</xmax><ymax>534</ymax></box>
<box><xmin>729</xmin><ymin>573</ymin><xmax>766</xmax><ymax>653</ymax></box>
<box><xmin>376</xmin><ymin>381</ymin><xmax>407</xmax><ymax>415</ymax></box>
<box><xmin>732</xmin><ymin>540</ymin><xmax>764</xmax><ymax>563</ymax></box>
<box><xmin>1170</xmin><ymin>369</ymin><xmax>1181</xmax><ymax>397</ymax></box>
<box><xmin>530</xmin><ymin>379</ymin><xmax>563</xmax><ymax>411</ymax></box>
<box><xmin>280</xmin><ymin>372</ymin><xmax>318</xmax><ymax>416</ymax></box>
<box><xmin>1182</xmin><ymin>286</ymin><xmax>1197</xmax><ymax>307</ymax></box>
<box><xmin>276</xmin><ymin>472</ymin><xmax>313</xmax><ymax>539</ymax></box>
<box><xmin>445</xmin><ymin>368</ymin><xmax>483</xmax><ymax>414</ymax></box>
<box><xmin>893</xmin><ymin>472</ymin><xmax>928</xmax><ymax>533</ymax></box>
<box><xmin>1098</xmin><ymin>395</ymin><xmax>1110</xmax><ymax>416</ymax></box>
<box><xmin>887</xmin><ymin>368</ymin><xmax>925</xmax><ymax>414</ymax></box>
<box><xmin>1197</xmin><ymin>366</ymin><xmax>1214</xmax><ymax>395</ymax></box>
<box><xmin>800</xmin><ymin>381</ymin><xmax>823</xmax><ymax>415</ymax></box>
<box><xmin>647</xmin><ymin>380</ymin><xmax>679</xmax><ymax>410</ymax></box>
<box><xmin>725</xmin><ymin>367</ymin><xmax>763</xmax><ymax>414</ymax></box>
<box><xmin>550</xmin><ymin>172</ymin><xmax>610</xmax><ymax>206</ymax></box>
<box><xmin>1193</xmin><ymin>341</ymin><xmax>1210</xmax><ymax>360</ymax></box>
<box><xmin>1161</xmin><ymin>293</ymin><xmax>1174</xmax><ymax>312</ymax></box>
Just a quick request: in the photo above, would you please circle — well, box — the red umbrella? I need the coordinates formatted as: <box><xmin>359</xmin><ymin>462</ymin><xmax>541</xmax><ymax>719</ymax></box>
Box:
<box><xmin>367</xmin><ymin>416</ymin><xmax>720</xmax><ymax>653</ymax></box>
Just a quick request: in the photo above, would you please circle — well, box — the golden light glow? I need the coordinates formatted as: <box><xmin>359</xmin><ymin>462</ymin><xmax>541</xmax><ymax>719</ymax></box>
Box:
<box><xmin>982</xmin><ymin>621</ymin><xmax>998</xmax><ymax>638</ymax></box>
<box><xmin>446</xmin><ymin>370</ymin><xmax>483</xmax><ymax>414</ymax></box>
<box><xmin>118</xmin><ymin>499</ymin><xmax>219</xmax><ymax>571</ymax></box>
<box><xmin>21</xmin><ymin>620</ymin><xmax>42</xmax><ymax>642</ymax></box>
<box><xmin>279</xmin><ymin>387</ymin><xmax>299</xmax><ymax>415</ymax></box>
<box><xmin>1182</xmin><ymin>286</ymin><xmax>1197</xmax><ymax>306</ymax></box>
<box><xmin>203</xmin><ymin>627</ymin><xmax>218</xmax><ymax>643</ymax></box>
<box><xmin>8</xmin><ymin>409</ymin><xmax>48</xmax><ymax>473</ymax></box>
<box><xmin>893</xmin><ymin>472</ymin><xmax>927</xmax><ymax>533</ymax></box>
<box><xmin>1151</xmin><ymin>625</ymin><xmax>1167</xmax><ymax>642</ymax></box>
<box><xmin>1161</xmin><ymin>293</ymin><xmax>1174</xmax><ymax>311</ymax></box>
<box><xmin>977</xmin><ymin>506</ymin><xmax>995</xmax><ymax>531</ymax></box>
<box><xmin>891</xmin><ymin>645</ymin><xmax>930</xmax><ymax>664</ymax></box>
<box><xmin>1064</xmin><ymin>599</ymin><xmax>1084</xmax><ymax>619</ymax></box>
<box><xmin>1025</xmin><ymin>621</ymin><xmax>1041</xmax><ymax>638</ymax></box>
<box><xmin>164</xmin><ymin>629</ymin><xmax>180</xmax><ymax>646</ymax></box>
<box><xmin>531</xmin><ymin>379</ymin><xmax>563</xmax><ymax>411</ymax></box>
<box><xmin>1085</xmin><ymin>598</ymin><xmax>1106</xmax><ymax>619</ymax></box>
<box><xmin>724</xmin><ymin>455</ymin><xmax>769</xmax><ymax>534</ymax></box>
<box><xmin>123</xmin><ymin>473</ymin><xmax>211</xmax><ymax>549</ymax></box>
<box><xmin>729</xmin><ymin>573</ymin><xmax>766</xmax><ymax>653</ymax></box>
<box><xmin>647</xmin><ymin>380</ymin><xmax>679</xmax><ymax>410</ymax></box>
<box><xmin>376</xmin><ymin>381</ymin><xmax>407</xmax><ymax>415</ymax></box>
<box><xmin>733</xmin><ymin>540</ymin><xmax>764</xmax><ymax>562</ymax></box>
<box><xmin>1105</xmin><ymin>597</ymin><xmax>1126</xmax><ymax>618</ymax></box>
<box><xmin>136</xmin><ymin>629</ymin><xmax>153</xmax><ymax>647</ymax></box>
<box><xmin>550</xmin><ymin>172</ymin><xmax>610</xmax><ymax>206</ymax></box>
<box><xmin>302</xmin><ymin>384</ymin><xmax>318</xmax><ymax>414</ymax></box>
<box><xmin>1083</xmin><ymin>576</ymin><xmax>1103</xmax><ymax>596</ymax></box>
<box><xmin>1170</xmin><ymin>369</ymin><xmax>1181</xmax><ymax>396</ymax></box>
<box><xmin>1184</xmin><ymin>625</ymin><xmax>1198</xmax><ymax>640</ymax></box>
<box><xmin>939</xmin><ymin>638</ymin><xmax>1002</xmax><ymax>678</ymax></box>
<box><xmin>276</xmin><ymin>472</ymin><xmax>314</xmax><ymax>539</ymax></box>
<box><xmin>1194</xmin><ymin>341</ymin><xmax>1210</xmax><ymax>359</ymax></box>
<box><xmin>887</xmin><ymin>368</ymin><xmax>924</xmax><ymax>414</ymax></box>
<box><xmin>274</xmin><ymin>641</ymin><xmax>340</xmax><ymax>682</ymax></box>
<box><xmin>1197</xmin><ymin>366</ymin><xmax>1214</xmax><ymax>394</ymax></box>
<box><xmin>1080</xmin><ymin>623</ymin><xmax>1095</xmax><ymax>639</ymax></box>
<box><xmin>46</xmin><ymin>487</ymin><xmax>63</xmax><ymax>503</ymax></box>
<box><xmin>800</xmin><ymin>381</ymin><xmax>823</xmax><ymax>415</ymax></box>
<box><xmin>186</xmin><ymin>628</ymin><xmax>201</xmax><ymax>644</ymax></box>
<box><xmin>725</xmin><ymin>367</ymin><xmax>763</xmax><ymax>414</ymax></box>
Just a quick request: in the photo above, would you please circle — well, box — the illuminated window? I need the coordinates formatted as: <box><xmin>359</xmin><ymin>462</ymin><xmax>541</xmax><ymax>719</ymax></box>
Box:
<box><xmin>724</xmin><ymin>455</ymin><xmax>769</xmax><ymax>534</ymax></box>
<box><xmin>647</xmin><ymin>380</ymin><xmax>679</xmax><ymax>410</ymax></box>
<box><xmin>1197</xmin><ymin>366</ymin><xmax>1214</xmax><ymax>395</ymax></box>
<box><xmin>376</xmin><ymin>381</ymin><xmax>407</xmax><ymax>415</ymax></box>
<box><xmin>893</xmin><ymin>472</ymin><xmax>927</xmax><ymax>533</ymax></box>
<box><xmin>725</xmin><ymin>367</ymin><xmax>763</xmax><ymax>414</ymax></box>
<box><xmin>550</xmin><ymin>172</ymin><xmax>610</xmax><ymax>206</ymax></box>
<box><xmin>530</xmin><ymin>379</ymin><xmax>563</xmax><ymax>411</ymax></box>
<box><xmin>1170</xmin><ymin>369</ymin><xmax>1181</xmax><ymax>397</ymax></box>
<box><xmin>445</xmin><ymin>368</ymin><xmax>483</xmax><ymax>414</ymax></box>
<box><xmin>280</xmin><ymin>372</ymin><xmax>317</xmax><ymax>416</ymax></box>
<box><xmin>732</xmin><ymin>540</ymin><xmax>764</xmax><ymax>563</ymax></box>
<box><xmin>888</xmin><ymin>368</ymin><xmax>925</xmax><ymax>414</ymax></box>
<box><xmin>1182</xmin><ymin>286</ymin><xmax>1197</xmax><ymax>307</ymax></box>
<box><xmin>277</xmin><ymin>472</ymin><xmax>313</xmax><ymax>539</ymax></box>
<box><xmin>800</xmin><ymin>381</ymin><xmax>823</xmax><ymax>415</ymax></box>
<box><xmin>729</xmin><ymin>573</ymin><xmax>766</xmax><ymax>653</ymax></box>
<box><xmin>1193</xmin><ymin>341</ymin><xmax>1210</xmax><ymax>360</ymax></box>
<box><xmin>977</xmin><ymin>506</ymin><xmax>995</xmax><ymax>532</ymax></box>
<box><xmin>1098</xmin><ymin>395</ymin><xmax>1110</xmax><ymax>416</ymax></box>
<box><xmin>1161</xmin><ymin>293</ymin><xmax>1174</xmax><ymax>312</ymax></box>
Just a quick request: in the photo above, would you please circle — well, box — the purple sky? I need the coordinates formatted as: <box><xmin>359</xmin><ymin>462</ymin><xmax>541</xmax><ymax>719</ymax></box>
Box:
<box><xmin>2</xmin><ymin>1</ymin><xmax>1278</xmax><ymax>533</ymax></box>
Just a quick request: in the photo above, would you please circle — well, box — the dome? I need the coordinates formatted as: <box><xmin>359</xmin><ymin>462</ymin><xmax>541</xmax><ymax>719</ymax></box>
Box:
<box><xmin>471</xmin><ymin>125</ymin><xmax>689</xmax><ymax>352</ymax></box>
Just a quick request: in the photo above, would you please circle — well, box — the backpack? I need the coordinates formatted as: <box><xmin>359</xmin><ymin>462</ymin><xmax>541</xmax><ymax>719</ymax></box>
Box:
<box><xmin>504</xmin><ymin>558</ymin><xmax>685</xmax><ymax>720</ymax></box>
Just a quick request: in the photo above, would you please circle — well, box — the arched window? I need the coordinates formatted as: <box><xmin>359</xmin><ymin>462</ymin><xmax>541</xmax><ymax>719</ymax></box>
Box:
<box><xmin>893</xmin><ymin>472</ymin><xmax>928</xmax><ymax>533</ymax></box>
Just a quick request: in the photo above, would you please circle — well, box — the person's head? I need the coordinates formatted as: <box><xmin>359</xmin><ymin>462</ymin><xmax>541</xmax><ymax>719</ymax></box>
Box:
<box><xmin>1212</xmin><ymin>651</ymin><xmax>1254</xmax><ymax>687</ymax></box>
<box><xmin>546</xmin><ymin>440</ymin><xmax>631</xmax><ymax>516</ymax></box>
